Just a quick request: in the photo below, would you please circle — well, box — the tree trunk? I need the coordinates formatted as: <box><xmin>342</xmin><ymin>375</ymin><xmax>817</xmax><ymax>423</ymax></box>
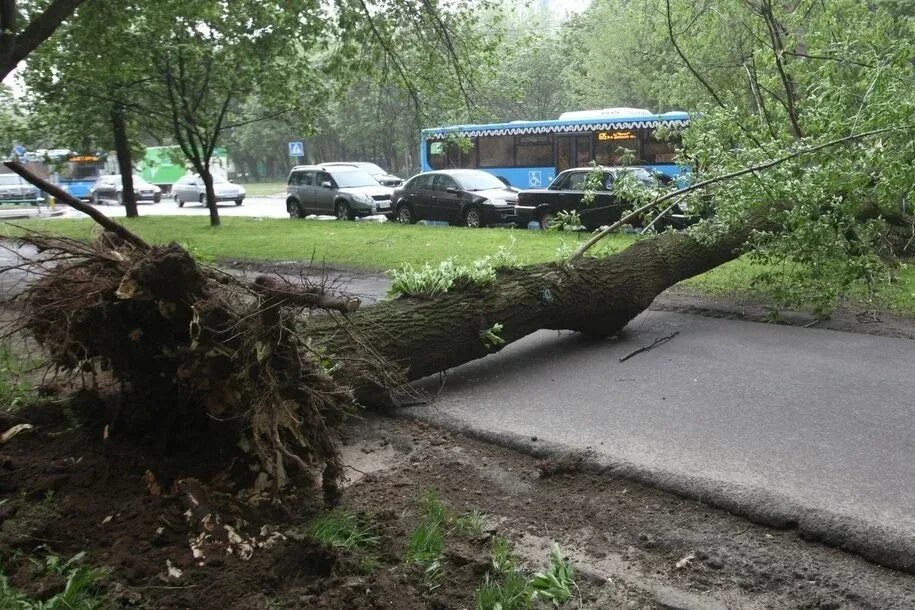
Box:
<box><xmin>310</xmin><ymin>215</ymin><xmax>759</xmax><ymax>398</ymax></box>
<box><xmin>199</xmin><ymin>165</ymin><xmax>221</xmax><ymax>227</ymax></box>
<box><xmin>111</xmin><ymin>106</ymin><xmax>138</xmax><ymax>218</ymax></box>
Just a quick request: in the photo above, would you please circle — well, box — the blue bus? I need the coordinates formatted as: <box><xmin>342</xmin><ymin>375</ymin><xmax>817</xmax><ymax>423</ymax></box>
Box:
<box><xmin>21</xmin><ymin>149</ymin><xmax>107</xmax><ymax>201</ymax></box>
<box><xmin>420</xmin><ymin>108</ymin><xmax>689</xmax><ymax>189</ymax></box>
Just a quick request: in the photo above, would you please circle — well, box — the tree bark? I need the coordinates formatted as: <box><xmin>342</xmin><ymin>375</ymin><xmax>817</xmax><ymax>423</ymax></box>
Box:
<box><xmin>111</xmin><ymin>105</ymin><xmax>138</xmax><ymax>218</ymax></box>
<box><xmin>309</xmin><ymin>213</ymin><xmax>761</xmax><ymax>398</ymax></box>
<box><xmin>199</xmin><ymin>165</ymin><xmax>221</xmax><ymax>227</ymax></box>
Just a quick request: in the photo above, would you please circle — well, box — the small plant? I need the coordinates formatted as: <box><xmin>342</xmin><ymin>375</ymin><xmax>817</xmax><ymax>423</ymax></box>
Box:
<box><xmin>489</xmin><ymin>536</ymin><xmax>519</xmax><ymax>574</ymax></box>
<box><xmin>480</xmin><ymin>323</ymin><xmax>505</xmax><ymax>349</ymax></box>
<box><xmin>529</xmin><ymin>544</ymin><xmax>575</xmax><ymax>605</ymax></box>
<box><xmin>452</xmin><ymin>509</ymin><xmax>486</xmax><ymax>537</ymax></box>
<box><xmin>406</xmin><ymin>492</ymin><xmax>448</xmax><ymax>591</ymax></box>
<box><xmin>474</xmin><ymin>571</ymin><xmax>531</xmax><ymax>610</ymax></box>
<box><xmin>0</xmin><ymin>345</ymin><xmax>37</xmax><ymax>411</ymax></box>
<box><xmin>388</xmin><ymin>258</ymin><xmax>497</xmax><ymax>297</ymax></box>
<box><xmin>548</xmin><ymin>210</ymin><xmax>583</xmax><ymax>232</ymax></box>
<box><xmin>1</xmin><ymin>553</ymin><xmax>108</xmax><ymax>610</ymax></box>
<box><xmin>308</xmin><ymin>508</ymin><xmax>381</xmax><ymax>551</ymax></box>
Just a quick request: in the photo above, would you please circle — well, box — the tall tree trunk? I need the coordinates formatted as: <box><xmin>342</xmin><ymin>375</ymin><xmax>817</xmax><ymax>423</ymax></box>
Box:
<box><xmin>111</xmin><ymin>105</ymin><xmax>138</xmax><ymax>218</ymax></box>
<box><xmin>199</xmin><ymin>165</ymin><xmax>221</xmax><ymax>226</ymax></box>
<box><xmin>310</xmin><ymin>212</ymin><xmax>763</xmax><ymax>399</ymax></box>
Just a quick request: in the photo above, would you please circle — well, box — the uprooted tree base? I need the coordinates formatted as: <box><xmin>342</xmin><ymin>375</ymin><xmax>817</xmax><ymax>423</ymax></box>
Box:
<box><xmin>14</xmin><ymin>233</ymin><xmax>376</xmax><ymax>502</ymax></box>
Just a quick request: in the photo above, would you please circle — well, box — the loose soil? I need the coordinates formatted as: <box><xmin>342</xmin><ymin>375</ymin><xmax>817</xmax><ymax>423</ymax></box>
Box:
<box><xmin>1</xmin><ymin>404</ymin><xmax>913</xmax><ymax>609</ymax></box>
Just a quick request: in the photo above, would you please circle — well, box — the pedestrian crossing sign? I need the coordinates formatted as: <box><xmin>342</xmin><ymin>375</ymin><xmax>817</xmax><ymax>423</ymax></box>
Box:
<box><xmin>288</xmin><ymin>141</ymin><xmax>304</xmax><ymax>157</ymax></box>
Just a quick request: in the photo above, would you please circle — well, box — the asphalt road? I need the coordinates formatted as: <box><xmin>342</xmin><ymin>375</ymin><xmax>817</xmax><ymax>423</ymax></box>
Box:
<box><xmin>403</xmin><ymin>311</ymin><xmax>915</xmax><ymax>572</ymax></box>
<box><xmin>61</xmin><ymin>195</ymin><xmax>294</xmax><ymax>219</ymax></box>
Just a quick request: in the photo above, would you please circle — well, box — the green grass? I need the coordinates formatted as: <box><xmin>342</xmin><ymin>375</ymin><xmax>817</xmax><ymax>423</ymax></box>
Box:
<box><xmin>237</xmin><ymin>181</ymin><xmax>287</xmax><ymax>197</ymax></box>
<box><xmin>0</xmin><ymin>554</ymin><xmax>107</xmax><ymax>610</ymax></box>
<box><xmin>2</xmin><ymin>217</ymin><xmax>625</xmax><ymax>269</ymax></box>
<box><xmin>0</xmin><ymin>345</ymin><xmax>38</xmax><ymax>411</ymax></box>
<box><xmin>308</xmin><ymin>508</ymin><xmax>381</xmax><ymax>550</ymax></box>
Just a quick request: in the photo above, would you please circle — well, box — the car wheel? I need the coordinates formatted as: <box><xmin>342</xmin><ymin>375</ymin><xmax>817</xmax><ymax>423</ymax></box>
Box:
<box><xmin>117</xmin><ymin>192</ymin><xmax>124</xmax><ymax>206</ymax></box>
<box><xmin>235</xmin><ymin>198</ymin><xmax>243</xmax><ymax>206</ymax></box>
<box><xmin>176</xmin><ymin>196</ymin><xmax>184</xmax><ymax>208</ymax></box>
<box><xmin>464</xmin><ymin>207</ymin><xmax>484</xmax><ymax>228</ymax></box>
<box><xmin>91</xmin><ymin>193</ymin><xmax>100</xmax><ymax>205</ymax></box>
<box><xmin>539</xmin><ymin>210</ymin><xmax>556</xmax><ymax>230</ymax></box>
<box><xmin>199</xmin><ymin>194</ymin><xmax>206</xmax><ymax>206</ymax></box>
<box><xmin>287</xmin><ymin>199</ymin><xmax>301</xmax><ymax>219</ymax></box>
<box><xmin>396</xmin><ymin>204</ymin><xmax>415</xmax><ymax>224</ymax></box>
<box><xmin>335</xmin><ymin>201</ymin><xmax>354</xmax><ymax>221</ymax></box>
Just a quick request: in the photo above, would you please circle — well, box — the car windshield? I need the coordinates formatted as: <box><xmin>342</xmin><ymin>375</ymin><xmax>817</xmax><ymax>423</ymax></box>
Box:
<box><xmin>454</xmin><ymin>172</ymin><xmax>505</xmax><ymax>191</ymax></box>
<box><xmin>0</xmin><ymin>175</ymin><xmax>25</xmax><ymax>185</ymax></box>
<box><xmin>613</xmin><ymin>168</ymin><xmax>657</xmax><ymax>187</ymax></box>
<box><xmin>331</xmin><ymin>171</ymin><xmax>377</xmax><ymax>188</ymax></box>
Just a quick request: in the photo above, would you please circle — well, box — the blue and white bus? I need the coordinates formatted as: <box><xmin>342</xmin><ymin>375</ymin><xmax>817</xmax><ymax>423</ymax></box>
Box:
<box><xmin>420</xmin><ymin>108</ymin><xmax>689</xmax><ymax>189</ymax></box>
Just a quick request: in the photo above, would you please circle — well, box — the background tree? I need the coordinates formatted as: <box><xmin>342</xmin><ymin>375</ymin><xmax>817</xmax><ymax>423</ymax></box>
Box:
<box><xmin>0</xmin><ymin>0</ymin><xmax>89</xmax><ymax>81</ymax></box>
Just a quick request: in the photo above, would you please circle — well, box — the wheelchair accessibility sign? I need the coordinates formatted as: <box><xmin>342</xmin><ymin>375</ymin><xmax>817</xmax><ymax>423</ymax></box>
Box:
<box><xmin>528</xmin><ymin>170</ymin><xmax>542</xmax><ymax>187</ymax></box>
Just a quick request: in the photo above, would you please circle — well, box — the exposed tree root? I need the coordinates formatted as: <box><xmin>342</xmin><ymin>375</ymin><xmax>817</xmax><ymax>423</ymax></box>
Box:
<box><xmin>9</xmin><ymin>232</ymin><xmax>394</xmax><ymax>502</ymax></box>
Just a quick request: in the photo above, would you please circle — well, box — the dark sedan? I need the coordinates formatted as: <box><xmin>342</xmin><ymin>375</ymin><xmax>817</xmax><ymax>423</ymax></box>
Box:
<box><xmin>90</xmin><ymin>174</ymin><xmax>162</xmax><ymax>205</ymax></box>
<box><xmin>515</xmin><ymin>166</ymin><xmax>660</xmax><ymax>230</ymax></box>
<box><xmin>391</xmin><ymin>170</ymin><xmax>517</xmax><ymax>227</ymax></box>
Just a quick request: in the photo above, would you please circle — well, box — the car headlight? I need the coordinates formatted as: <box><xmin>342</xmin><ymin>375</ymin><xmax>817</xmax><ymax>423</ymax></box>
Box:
<box><xmin>486</xmin><ymin>198</ymin><xmax>508</xmax><ymax>206</ymax></box>
<box><xmin>355</xmin><ymin>193</ymin><xmax>373</xmax><ymax>204</ymax></box>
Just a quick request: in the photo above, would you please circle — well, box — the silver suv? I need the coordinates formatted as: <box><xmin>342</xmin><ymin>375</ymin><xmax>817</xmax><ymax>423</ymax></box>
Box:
<box><xmin>286</xmin><ymin>165</ymin><xmax>394</xmax><ymax>220</ymax></box>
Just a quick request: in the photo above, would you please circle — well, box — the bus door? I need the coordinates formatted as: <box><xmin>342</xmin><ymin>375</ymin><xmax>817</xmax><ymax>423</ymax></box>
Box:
<box><xmin>555</xmin><ymin>134</ymin><xmax>593</xmax><ymax>174</ymax></box>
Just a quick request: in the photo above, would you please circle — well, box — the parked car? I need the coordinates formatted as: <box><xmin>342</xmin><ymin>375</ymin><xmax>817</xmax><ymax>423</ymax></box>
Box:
<box><xmin>90</xmin><ymin>174</ymin><xmax>162</xmax><ymax>205</ymax></box>
<box><xmin>321</xmin><ymin>162</ymin><xmax>403</xmax><ymax>187</ymax></box>
<box><xmin>286</xmin><ymin>164</ymin><xmax>394</xmax><ymax>220</ymax></box>
<box><xmin>172</xmin><ymin>174</ymin><xmax>246</xmax><ymax>207</ymax></box>
<box><xmin>390</xmin><ymin>170</ymin><xmax>518</xmax><ymax>227</ymax></box>
<box><xmin>0</xmin><ymin>173</ymin><xmax>44</xmax><ymax>205</ymax></box>
<box><xmin>515</xmin><ymin>166</ymin><xmax>665</xmax><ymax>230</ymax></box>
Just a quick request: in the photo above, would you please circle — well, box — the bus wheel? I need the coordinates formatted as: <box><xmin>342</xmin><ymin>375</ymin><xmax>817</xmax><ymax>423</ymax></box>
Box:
<box><xmin>464</xmin><ymin>207</ymin><xmax>484</xmax><ymax>228</ymax></box>
<box><xmin>539</xmin><ymin>210</ymin><xmax>556</xmax><ymax>230</ymax></box>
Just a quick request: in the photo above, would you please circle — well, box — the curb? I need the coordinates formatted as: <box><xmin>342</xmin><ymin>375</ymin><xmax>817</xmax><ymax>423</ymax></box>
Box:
<box><xmin>393</xmin><ymin>406</ymin><xmax>915</xmax><ymax>575</ymax></box>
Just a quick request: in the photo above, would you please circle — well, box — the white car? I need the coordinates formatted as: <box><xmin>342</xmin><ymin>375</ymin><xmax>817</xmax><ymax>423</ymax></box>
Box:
<box><xmin>172</xmin><ymin>174</ymin><xmax>246</xmax><ymax>207</ymax></box>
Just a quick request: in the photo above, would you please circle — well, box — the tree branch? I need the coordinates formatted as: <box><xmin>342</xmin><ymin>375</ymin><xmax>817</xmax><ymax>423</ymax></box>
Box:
<box><xmin>2</xmin><ymin>161</ymin><xmax>150</xmax><ymax>251</ymax></box>
<box><xmin>570</xmin><ymin>124</ymin><xmax>913</xmax><ymax>259</ymax></box>
<box><xmin>3</xmin><ymin>0</ymin><xmax>89</xmax><ymax>80</ymax></box>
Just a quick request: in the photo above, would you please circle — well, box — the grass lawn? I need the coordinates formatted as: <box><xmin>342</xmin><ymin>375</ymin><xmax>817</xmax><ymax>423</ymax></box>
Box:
<box><xmin>1</xmin><ymin>216</ymin><xmax>632</xmax><ymax>268</ymax></box>
<box><xmin>237</xmin><ymin>182</ymin><xmax>287</xmax><ymax>197</ymax></box>
<box><xmin>3</xmin><ymin>216</ymin><xmax>913</xmax><ymax>315</ymax></box>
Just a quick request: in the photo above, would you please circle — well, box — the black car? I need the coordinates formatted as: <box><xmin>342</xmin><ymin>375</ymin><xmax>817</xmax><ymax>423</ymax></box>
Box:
<box><xmin>391</xmin><ymin>170</ymin><xmax>517</xmax><ymax>227</ymax></box>
<box><xmin>90</xmin><ymin>174</ymin><xmax>162</xmax><ymax>205</ymax></box>
<box><xmin>515</xmin><ymin>166</ymin><xmax>661</xmax><ymax>230</ymax></box>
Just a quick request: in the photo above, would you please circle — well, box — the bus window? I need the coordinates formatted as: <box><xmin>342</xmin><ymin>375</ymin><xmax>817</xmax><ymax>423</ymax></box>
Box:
<box><xmin>575</xmin><ymin>135</ymin><xmax>591</xmax><ymax>166</ymax></box>
<box><xmin>594</xmin><ymin>130</ymin><xmax>641</xmax><ymax>165</ymax></box>
<box><xmin>556</xmin><ymin>136</ymin><xmax>572</xmax><ymax>172</ymax></box>
<box><xmin>644</xmin><ymin>131</ymin><xmax>680</xmax><ymax>163</ymax></box>
<box><xmin>515</xmin><ymin>135</ymin><xmax>552</xmax><ymax>166</ymax></box>
<box><xmin>478</xmin><ymin>135</ymin><xmax>514</xmax><ymax>167</ymax></box>
<box><xmin>428</xmin><ymin>141</ymin><xmax>446</xmax><ymax>170</ymax></box>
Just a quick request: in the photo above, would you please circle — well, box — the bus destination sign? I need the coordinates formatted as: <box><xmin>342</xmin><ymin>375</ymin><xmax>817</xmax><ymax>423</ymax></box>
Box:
<box><xmin>597</xmin><ymin>131</ymin><xmax>635</xmax><ymax>141</ymax></box>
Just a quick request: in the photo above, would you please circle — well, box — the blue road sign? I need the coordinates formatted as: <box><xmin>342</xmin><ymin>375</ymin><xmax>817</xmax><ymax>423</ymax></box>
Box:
<box><xmin>288</xmin><ymin>141</ymin><xmax>304</xmax><ymax>157</ymax></box>
<box><xmin>12</xmin><ymin>145</ymin><xmax>26</xmax><ymax>157</ymax></box>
